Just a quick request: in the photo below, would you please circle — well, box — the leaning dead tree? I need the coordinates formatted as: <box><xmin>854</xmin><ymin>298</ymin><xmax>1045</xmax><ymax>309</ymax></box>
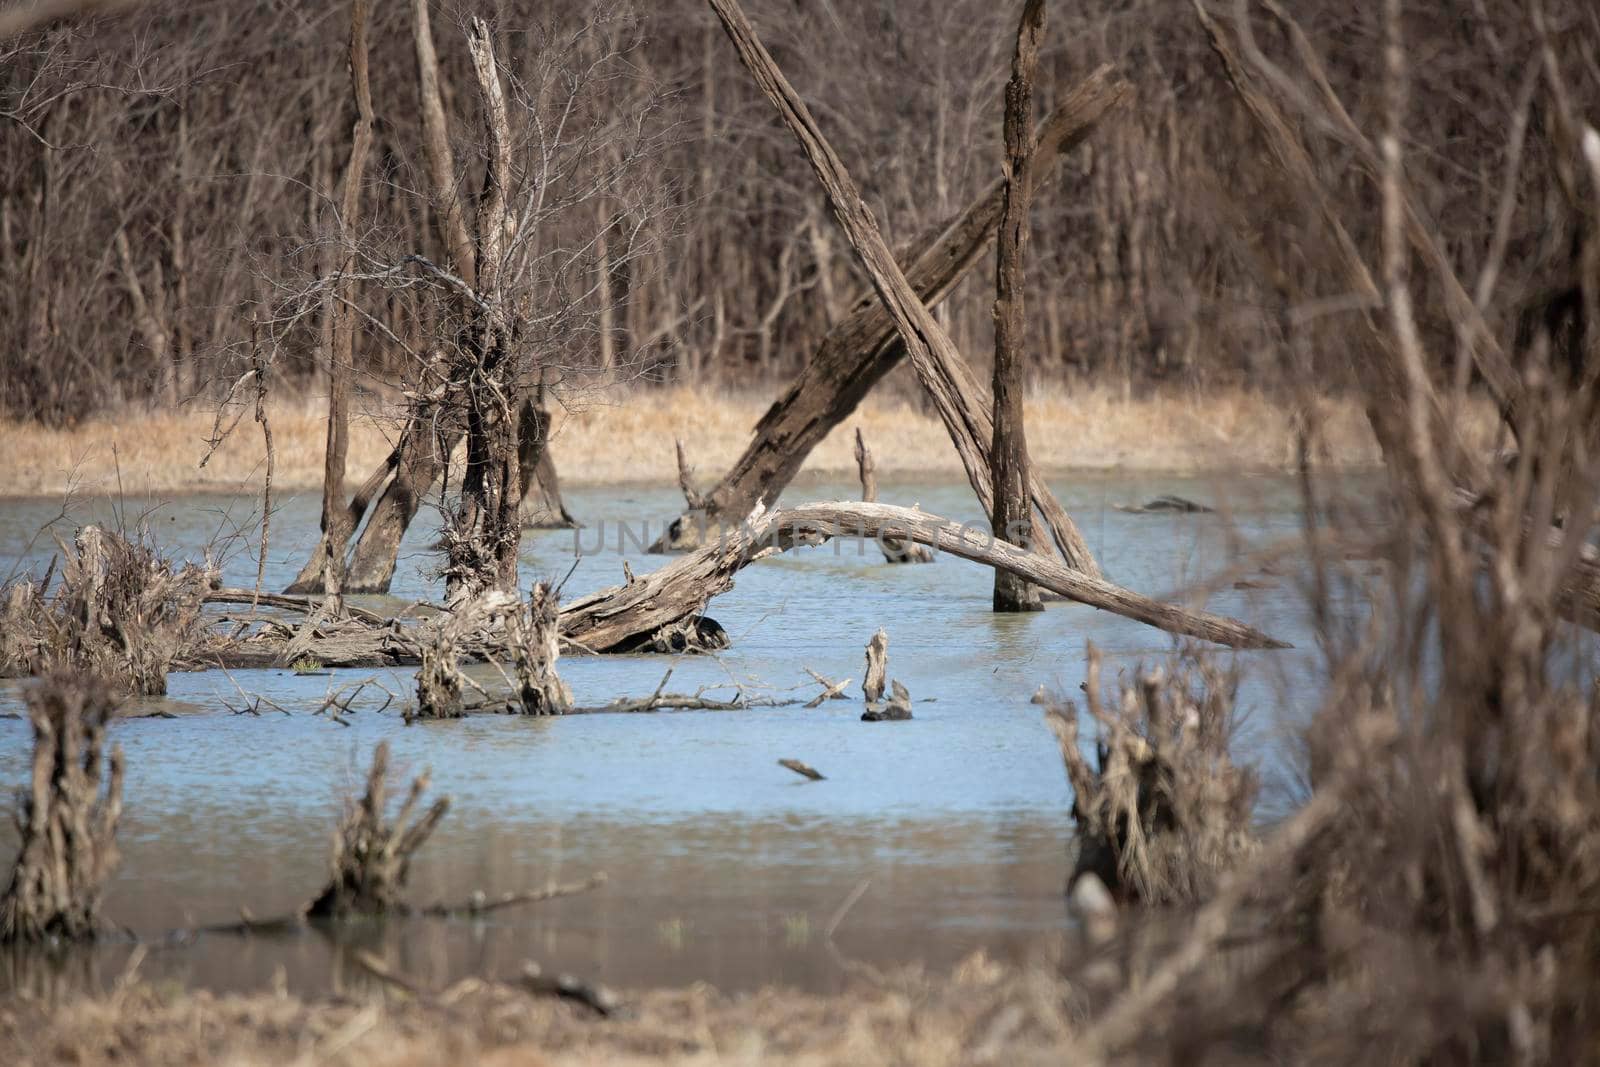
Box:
<box><xmin>650</xmin><ymin>66</ymin><xmax>1129</xmax><ymax>557</ymax></box>
<box><xmin>1</xmin><ymin>673</ymin><xmax>125</xmax><ymax>943</ymax></box>
<box><xmin>989</xmin><ymin>0</ymin><xmax>1048</xmax><ymax>613</ymax></box>
<box><xmin>306</xmin><ymin>741</ymin><xmax>449</xmax><ymax>918</ymax></box>
<box><xmin>1044</xmin><ymin>644</ymin><xmax>1257</xmax><ymax>904</ymax></box>
<box><xmin>518</xmin><ymin>385</ymin><xmax>580</xmax><ymax>530</ymax></box>
<box><xmin>705</xmin><ymin>0</ymin><xmax>1103</xmax><ymax>589</ymax></box>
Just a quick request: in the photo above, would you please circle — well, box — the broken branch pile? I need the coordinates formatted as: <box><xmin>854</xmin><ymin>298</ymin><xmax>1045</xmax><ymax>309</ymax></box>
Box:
<box><xmin>1</xmin><ymin>525</ymin><xmax>218</xmax><ymax>695</ymax></box>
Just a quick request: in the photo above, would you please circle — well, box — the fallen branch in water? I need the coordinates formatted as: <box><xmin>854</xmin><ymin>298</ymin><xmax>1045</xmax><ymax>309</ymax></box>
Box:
<box><xmin>780</xmin><ymin>758</ymin><xmax>825</xmax><ymax>781</ymax></box>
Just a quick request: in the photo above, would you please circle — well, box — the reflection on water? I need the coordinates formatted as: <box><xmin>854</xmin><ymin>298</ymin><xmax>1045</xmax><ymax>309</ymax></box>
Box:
<box><xmin>0</xmin><ymin>472</ymin><xmax>1340</xmax><ymax>995</ymax></box>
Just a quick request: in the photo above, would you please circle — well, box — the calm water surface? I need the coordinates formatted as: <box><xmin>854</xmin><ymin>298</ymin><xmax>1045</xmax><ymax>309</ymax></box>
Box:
<box><xmin>0</xmin><ymin>471</ymin><xmax>1337</xmax><ymax>996</ymax></box>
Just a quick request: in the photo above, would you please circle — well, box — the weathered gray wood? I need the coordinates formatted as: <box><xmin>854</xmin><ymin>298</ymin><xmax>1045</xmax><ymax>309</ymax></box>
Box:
<box><xmin>706</xmin><ymin>0</ymin><xmax>1102</xmax><ymax>581</ymax></box>
<box><xmin>862</xmin><ymin>627</ymin><xmax>888</xmax><ymax>703</ymax></box>
<box><xmin>512</xmin><ymin>580</ymin><xmax>571</xmax><ymax>715</ymax></box>
<box><xmin>853</xmin><ymin>429</ymin><xmax>932</xmax><ymax>563</ymax></box>
<box><xmin>650</xmin><ymin>65</ymin><xmax>1127</xmax><ymax>570</ymax></box>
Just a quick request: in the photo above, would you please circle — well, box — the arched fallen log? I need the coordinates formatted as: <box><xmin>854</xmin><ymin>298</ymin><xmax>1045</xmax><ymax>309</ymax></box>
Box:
<box><xmin>565</xmin><ymin>502</ymin><xmax>1288</xmax><ymax>652</ymax></box>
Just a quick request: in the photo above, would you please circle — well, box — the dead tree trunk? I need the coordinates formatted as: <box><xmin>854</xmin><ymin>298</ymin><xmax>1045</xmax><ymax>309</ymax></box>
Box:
<box><xmin>649</xmin><ymin>68</ymin><xmax>1128</xmax><ymax>556</ymax></box>
<box><xmin>289</xmin><ymin>0</ymin><xmax>477</xmax><ymax>597</ymax></box>
<box><xmin>990</xmin><ymin>0</ymin><xmax>1047</xmax><ymax>613</ymax></box>
<box><xmin>565</xmin><ymin>501</ymin><xmax>1287</xmax><ymax>652</ymax></box>
<box><xmin>301</xmin><ymin>0</ymin><xmax>375</xmax><ymax>612</ymax></box>
<box><xmin>441</xmin><ymin>20</ymin><xmax>523</xmax><ymax>604</ymax></box>
<box><xmin>0</xmin><ymin>673</ymin><xmax>124</xmax><ymax>943</ymax></box>
<box><xmin>854</xmin><ymin>428</ymin><xmax>932</xmax><ymax>563</ymax></box>
<box><xmin>706</xmin><ymin>0</ymin><xmax>1100</xmax><ymax>580</ymax></box>
<box><xmin>513</xmin><ymin>580</ymin><xmax>572</xmax><ymax>714</ymax></box>
<box><xmin>518</xmin><ymin>392</ymin><xmax>579</xmax><ymax>530</ymax></box>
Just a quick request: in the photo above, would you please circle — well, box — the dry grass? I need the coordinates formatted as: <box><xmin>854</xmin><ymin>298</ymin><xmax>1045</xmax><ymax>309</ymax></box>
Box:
<box><xmin>1</xmin><ymin>953</ymin><xmax>1081</xmax><ymax>1067</ymax></box>
<box><xmin>0</xmin><ymin>384</ymin><xmax>1477</xmax><ymax>500</ymax></box>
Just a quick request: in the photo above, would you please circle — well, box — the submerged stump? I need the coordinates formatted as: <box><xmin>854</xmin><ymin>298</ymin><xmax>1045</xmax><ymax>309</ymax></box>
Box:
<box><xmin>513</xmin><ymin>581</ymin><xmax>572</xmax><ymax>715</ymax></box>
<box><xmin>306</xmin><ymin>741</ymin><xmax>449</xmax><ymax>918</ymax></box>
<box><xmin>1</xmin><ymin>673</ymin><xmax>124</xmax><ymax>943</ymax></box>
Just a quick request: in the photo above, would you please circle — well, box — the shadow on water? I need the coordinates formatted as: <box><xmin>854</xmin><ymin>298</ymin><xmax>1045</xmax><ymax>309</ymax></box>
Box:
<box><xmin>0</xmin><ymin>472</ymin><xmax>1356</xmax><ymax>997</ymax></box>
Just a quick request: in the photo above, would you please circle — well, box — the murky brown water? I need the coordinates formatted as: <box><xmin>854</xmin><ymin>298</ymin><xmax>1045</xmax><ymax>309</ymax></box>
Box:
<box><xmin>0</xmin><ymin>471</ymin><xmax>1332</xmax><ymax>997</ymax></box>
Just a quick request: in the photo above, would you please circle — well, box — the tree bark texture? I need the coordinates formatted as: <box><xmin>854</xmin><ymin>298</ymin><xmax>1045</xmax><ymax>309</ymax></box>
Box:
<box><xmin>649</xmin><ymin>64</ymin><xmax>1128</xmax><ymax>568</ymax></box>
<box><xmin>991</xmin><ymin>0</ymin><xmax>1047</xmax><ymax>612</ymax></box>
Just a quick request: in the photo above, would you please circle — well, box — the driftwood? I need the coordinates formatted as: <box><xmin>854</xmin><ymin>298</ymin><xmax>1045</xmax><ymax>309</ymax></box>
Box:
<box><xmin>306</xmin><ymin>741</ymin><xmax>449</xmax><ymax>918</ymax></box>
<box><xmin>649</xmin><ymin>67</ymin><xmax>1128</xmax><ymax>556</ymax></box>
<box><xmin>803</xmin><ymin>667</ymin><xmax>851</xmax><ymax>708</ymax></box>
<box><xmin>1</xmin><ymin>672</ymin><xmax>124</xmax><ymax>942</ymax></box>
<box><xmin>863</xmin><ymin>680</ymin><xmax>913</xmax><ymax>722</ymax></box>
<box><xmin>708</xmin><ymin>0</ymin><xmax>1102</xmax><ymax>581</ymax></box>
<box><xmin>779</xmin><ymin>759</ymin><xmax>825</xmax><ymax>781</ymax></box>
<box><xmin>1043</xmin><ymin>643</ymin><xmax>1257</xmax><ymax>903</ymax></box>
<box><xmin>181</xmin><ymin>500</ymin><xmax>1285</xmax><ymax>670</ymax></box>
<box><xmin>1115</xmin><ymin>495</ymin><xmax>1215</xmax><ymax>515</ymax></box>
<box><xmin>853</xmin><ymin>429</ymin><xmax>932</xmax><ymax>563</ymax></box>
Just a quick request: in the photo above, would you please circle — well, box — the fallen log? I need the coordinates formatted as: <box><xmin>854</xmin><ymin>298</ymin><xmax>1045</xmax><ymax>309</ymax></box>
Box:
<box><xmin>191</xmin><ymin>500</ymin><xmax>1287</xmax><ymax>667</ymax></box>
<box><xmin>573</xmin><ymin>502</ymin><xmax>1287</xmax><ymax>652</ymax></box>
<box><xmin>648</xmin><ymin>67</ymin><xmax>1128</xmax><ymax>558</ymax></box>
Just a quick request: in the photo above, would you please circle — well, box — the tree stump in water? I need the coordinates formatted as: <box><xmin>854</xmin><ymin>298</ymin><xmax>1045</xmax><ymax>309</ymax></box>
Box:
<box><xmin>306</xmin><ymin>741</ymin><xmax>450</xmax><ymax>918</ymax></box>
<box><xmin>1043</xmin><ymin>643</ymin><xmax>1257</xmax><ymax>904</ymax></box>
<box><xmin>862</xmin><ymin>628</ymin><xmax>889</xmax><ymax>704</ymax></box>
<box><xmin>1</xmin><ymin>673</ymin><xmax>124</xmax><ymax>943</ymax></box>
<box><xmin>512</xmin><ymin>581</ymin><xmax>572</xmax><ymax>715</ymax></box>
<box><xmin>860</xmin><ymin>629</ymin><xmax>913</xmax><ymax>720</ymax></box>
<box><xmin>863</xmin><ymin>679</ymin><xmax>913</xmax><ymax>722</ymax></box>
<box><xmin>853</xmin><ymin>429</ymin><xmax>933</xmax><ymax>564</ymax></box>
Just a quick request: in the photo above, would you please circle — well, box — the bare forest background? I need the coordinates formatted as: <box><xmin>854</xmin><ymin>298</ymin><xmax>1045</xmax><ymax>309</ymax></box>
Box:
<box><xmin>2</xmin><ymin>0</ymin><xmax>1594</xmax><ymax>429</ymax></box>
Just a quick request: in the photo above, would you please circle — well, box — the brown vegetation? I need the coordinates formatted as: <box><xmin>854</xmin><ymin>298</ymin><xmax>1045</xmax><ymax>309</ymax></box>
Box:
<box><xmin>0</xmin><ymin>525</ymin><xmax>216</xmax><ymax>696</ymax></box>
<box><xmin>0</xmin><ymin>672</ymin><xmax>123</xmax><ymax>943</ymax></box>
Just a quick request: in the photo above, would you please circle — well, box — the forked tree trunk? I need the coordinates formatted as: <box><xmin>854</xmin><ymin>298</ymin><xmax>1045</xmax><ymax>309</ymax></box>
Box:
<box><xmin>705</xmin><ymin>0</ymin><xmax>1102</xmax><ymax>580</ymax></box>
<box><xmin>444</xmin><ymin>18</ymin><xmax>522</xmax><ymax>604</ymax></box>
<box><xmin>648</xmin><ymin>69</ymin><xmax>1128</xmax><ymax>557</ymax></box>
<box><xmin>990</xmin><ymin>0</ymin><xmax>1047</xmax><ymax>613</ymax></box>
<box><xmin>517</xmin><ymin>393</ymin><xmax>580</xmax><ymax>530</ymax></box>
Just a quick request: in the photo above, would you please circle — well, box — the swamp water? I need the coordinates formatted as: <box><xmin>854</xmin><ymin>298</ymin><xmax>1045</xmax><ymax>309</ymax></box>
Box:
<box><xmin>0</xmin><ymin>472</ymin><xmax>1335</xmax><ymax>997</ymax></box>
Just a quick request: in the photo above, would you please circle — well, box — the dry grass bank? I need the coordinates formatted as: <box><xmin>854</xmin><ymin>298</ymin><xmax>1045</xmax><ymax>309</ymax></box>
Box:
<box><xmin>0</xmin><ymin>384</ymin><xmax>1465</xmax><ymax>501</ymax></box>
<box><xmin>3</xmin><ymin>954</ymin><xmax>1073</xmax><ymax>1067</ymax></box>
